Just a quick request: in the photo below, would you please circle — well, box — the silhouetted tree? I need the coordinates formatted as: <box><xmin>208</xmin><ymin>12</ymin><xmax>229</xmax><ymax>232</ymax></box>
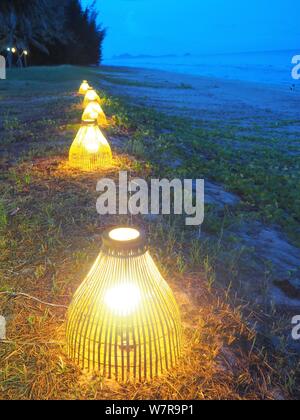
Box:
<box><xmin>0</xmin><ymin>0</ymin><xmax>105</xmax><ymax>66</ymax></box>
<box><xmin>0</xmin><ymin>0</ymin><xmax>66</xmax><ymax>66</ymax></box>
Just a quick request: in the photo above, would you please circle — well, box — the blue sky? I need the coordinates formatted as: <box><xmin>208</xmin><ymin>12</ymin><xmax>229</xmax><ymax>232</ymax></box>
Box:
<box><xmin>81</xmin><ymin>0</ymin><xmax>300</xmax><ymax>58</ymax></box>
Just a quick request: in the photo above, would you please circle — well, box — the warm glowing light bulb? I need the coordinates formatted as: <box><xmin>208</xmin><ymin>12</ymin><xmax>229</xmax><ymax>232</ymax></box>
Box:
<box><xmin>88</xmin><ymin>109</ymin><xmax>98</xmax><ymax>121</ymax></box>
<box><xmin>104</xmin><ymin>283</ymin><xmax>141</xmax><ymax>316</ymax></box>
<box><xmin>24</xmin><ymin>50</ymin><xmax>28</xmax><ymax>56</ymax></box>
<box><xmin>86</xmin><ymin>89</ymin><xmax>97</xmax><ymax>101</ymax></box>
<box><xmin>11</xmin><ymin>48</ymin><xmax>16</xmax><ymax>53</ymax></box>
<box><xmin>84</xmin><ymin>130</ymin><xmax>100</xmax><ymax>153</ymax></box>
<box><xmin>109</xmin><ymin>227</ymin><xmax>140</xmax><ymax>242</ymax></box>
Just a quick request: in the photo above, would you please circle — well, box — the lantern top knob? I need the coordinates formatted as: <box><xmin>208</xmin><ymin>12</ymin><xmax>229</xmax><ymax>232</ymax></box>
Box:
<box><xmin>109</xmin><ymin>227</ymin><xmax>140</xmax><ymax>242</ymax></box>
<box><xmin>102</xmin><ymin>226</ymin><xmax>147</xmax><ymax>255</ymax></box>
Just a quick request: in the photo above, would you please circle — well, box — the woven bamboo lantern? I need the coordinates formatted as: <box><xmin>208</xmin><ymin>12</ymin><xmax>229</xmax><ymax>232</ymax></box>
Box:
<box><xmin>66</xmin><ymin>227</ymin><xmax>182</xmax><ymax>381</ymax></box>
<box><xmin>69</xmin><ymin>117</ymin><xmax>112</xmax><ymax>171</ymax></box>
<box><xmin>83</xmin><ymin>87</ymin><xmax>101</xmax><ymax>109</ymax></box>
<box><xmin>82</xmin><ymin>101</ymin><xmax>108</xmax><ymax>128</ymax></box>
<box><xmin>79</xmin><ymin>80</ymin><xmax>90</xmax><ymax>95</ymax></box>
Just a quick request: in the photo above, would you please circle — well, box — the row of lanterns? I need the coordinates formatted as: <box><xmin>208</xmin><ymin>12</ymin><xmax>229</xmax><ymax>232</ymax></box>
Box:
<box><xmin>66</xmin><ymin>81</ymin><xmax>182</xmax><ymax>382</ymax></box>
<box><xmin>69</xmin><ymin>81</ymin><xmax>112</xmax><ymax>171</ymax></box>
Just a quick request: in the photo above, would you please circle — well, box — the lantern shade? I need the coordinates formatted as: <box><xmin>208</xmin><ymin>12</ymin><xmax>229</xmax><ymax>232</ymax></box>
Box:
<box><xmin>66</xmin><ymin>227</ymin><xmax>182</xmax><ymax>381</ymax></box>
<box><xmin>83</xmin><ymin>88</ymin><xmax>101</xmax><ymax>108</ymax></box>
<box><xmin>79</xmin><ymin>80</ymin><xmax>90</xmax><ymax>95</ymax></box>
<box><xmin>69</xmin><ymin>121</ymin><xmax>112</xmax><ymax>171</ymax></box>
<box><xmin>82</xmin><ymin>101</ymin><xmax>108</xmax><ymax>128</ymax></box>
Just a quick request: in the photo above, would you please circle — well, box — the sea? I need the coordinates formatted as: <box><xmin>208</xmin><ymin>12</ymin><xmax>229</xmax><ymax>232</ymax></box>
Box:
<box><xmin>103</xmin><ymin>50</ymin><xmax>299</xmax><ymax>87</ymax></box>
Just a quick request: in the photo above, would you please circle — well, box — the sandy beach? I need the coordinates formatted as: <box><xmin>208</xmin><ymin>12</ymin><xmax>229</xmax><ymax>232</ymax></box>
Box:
<box><xmin>99</xmin><ymin>65</ymin><xmax>300</xmax><ymax>127</ymax></box>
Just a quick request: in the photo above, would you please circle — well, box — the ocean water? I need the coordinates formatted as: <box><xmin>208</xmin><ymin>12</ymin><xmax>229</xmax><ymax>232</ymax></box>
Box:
<box><xmin>104</xmin><ymin>50</ymin><xmax>299</xmax><ymax>86</ymax></box>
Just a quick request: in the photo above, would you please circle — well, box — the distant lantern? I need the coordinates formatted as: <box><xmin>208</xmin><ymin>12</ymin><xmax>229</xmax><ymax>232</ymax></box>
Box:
<box><xmin>24</xmin><ymin>50</ymin><xmax>28</xmax><ymax>56</ymax></box>
<box><xmin>69</xmin><ymin>117</ymin><xmax>112</xmax><ymax>171</ymax></box>
<box><xmin>83</xmin><ymin>87</ymin><xmax>101</xmax><ymax>108</ymax></box>
<box><xmin>78</xmin><ymin>80</ymin><xmax>90</xmax><ymax>95</ymax></box>
<box><xmin>82</xmin><ymin>101</ymin><xmax>108</xmax><ymax>127</ymax></box>
<box><xmin>66</xmin><ymin>227</ymin><xmax>182</xmax><ymax>381</ymax></box>
<box><xmin>11</xmin><ymin>48</ymin><xmax>16</xmax><ymax>54</ymax></box>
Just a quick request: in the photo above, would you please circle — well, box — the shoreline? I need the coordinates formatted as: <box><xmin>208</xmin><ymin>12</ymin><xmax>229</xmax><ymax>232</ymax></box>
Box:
<box><xmin>102</xmin><ymin>51</ymin><xmax>298</xmax><ymax>87</ymax></box>
<box><xmin>98</xmin><ymin>64</ymin><xmax>300</xmax><ymax>123</ymax></box>
<box><xmin>101</xmin><ymin>62</ymin><xmax>298</xmax><ymax>90</ymax></box>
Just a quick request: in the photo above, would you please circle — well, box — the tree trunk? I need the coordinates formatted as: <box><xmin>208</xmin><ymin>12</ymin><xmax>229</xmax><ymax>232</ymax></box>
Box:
<box><xmin>17</xmin><ymin>56</ymin><xmax>23</xmax><ymax>68</ymax></box>
<box><xmin>7</xmin><ymin>52</ymin><xmax>12</xmax><ymax>69</ymax></box>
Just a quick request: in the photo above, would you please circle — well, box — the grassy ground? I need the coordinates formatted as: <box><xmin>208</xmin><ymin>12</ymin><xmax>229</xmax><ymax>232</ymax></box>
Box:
<box><xmin>0</xmin><ymin>66</ymin><xmax>299</xmax><ymax>400</ymax></box>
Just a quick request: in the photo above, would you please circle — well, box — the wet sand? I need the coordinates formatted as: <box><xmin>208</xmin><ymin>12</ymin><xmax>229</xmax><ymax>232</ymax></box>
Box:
<box><xmin>98</xmin><ymin>65</ymin><xmax>300</xmax><ymax>132</ymax></box>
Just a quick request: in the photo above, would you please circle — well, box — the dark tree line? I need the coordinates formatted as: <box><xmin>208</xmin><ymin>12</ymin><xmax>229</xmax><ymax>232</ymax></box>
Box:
<box><xmin>0</xmin><ymin>0</ymin><xmax>105</xmax><ymax>67</ymax></box>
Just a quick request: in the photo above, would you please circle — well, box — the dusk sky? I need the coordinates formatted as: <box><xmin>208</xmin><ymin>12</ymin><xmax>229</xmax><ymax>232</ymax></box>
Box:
<box><xmin>81</xmin><ymin>0</ymin><xmax>300</xmax><ymax>58</ymax></box>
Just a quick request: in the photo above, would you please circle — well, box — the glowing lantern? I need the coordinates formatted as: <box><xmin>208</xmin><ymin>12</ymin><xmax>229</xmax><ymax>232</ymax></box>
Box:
<box><xmin>79</xmin><ymin>80</ymin><xmax>90</xmax><ymax>95</ymax></box>
<box><xmin>69</xmin><ymin>118</ymin><xmax>112</xmax><ymax>171</ymax></box>
<box><xmin>82</xmin><ymin>101</ymin><xmax>108</xmax><ymax>127</ymax></box>
<box><xmin>83</xmin><ymin>87</ymin><xmax>101</xmax><ymax>108</ymax></box>
<box><xmin>66</xmin><ymin>227</ymin><xmax>182</xmax><ymax>381</ymax></box>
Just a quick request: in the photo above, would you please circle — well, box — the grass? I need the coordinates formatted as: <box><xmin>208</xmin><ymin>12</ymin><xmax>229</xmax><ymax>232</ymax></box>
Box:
<box><xmin>0</xmin><ymin>66</ymin><xmax>299</xmax><ymax>400</ymax></box>
<box><xmin>102</xmin><ymin>97</ymin><xmax>300</xmax><ymax>247</ymax></box>
<box><xmin>99</xmin><ymin>74</ymin><xmax>194</xmax><ymax>90</ymax></box>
